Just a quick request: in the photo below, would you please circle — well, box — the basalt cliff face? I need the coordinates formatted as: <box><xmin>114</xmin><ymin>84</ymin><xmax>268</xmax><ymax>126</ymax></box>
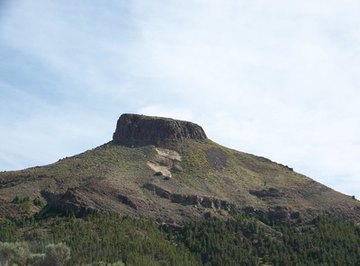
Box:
<box><xmin>113</xmin><ymin>114</ymin><xmax>207</xmax><ymax>146</ymax></box>
<box><xmin>0</xmin><ymin>114</ymin><xmax>359</xmax><ymax>225</ymax></box>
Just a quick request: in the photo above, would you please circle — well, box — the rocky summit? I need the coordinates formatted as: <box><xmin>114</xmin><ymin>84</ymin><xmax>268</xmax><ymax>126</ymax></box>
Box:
<box><xmin>112</xmin><ymin>113</ymin><xmax>207</xmax><ymax>146</ymax></box>
<box><xmin>1</xmin><ymin>114</ymin><xmax>360</xmax><ymax>266</ymax></box>
<box><xmin>0</xmin><ymin>113</ymin><xmax>359</xmax><ymax>225</ymax></box>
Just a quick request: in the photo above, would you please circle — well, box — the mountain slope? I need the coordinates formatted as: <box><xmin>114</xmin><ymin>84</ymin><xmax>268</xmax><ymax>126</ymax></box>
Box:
<box><xmin>0</xmin><ymin>114</ymin><xmax>359</xmax><ymax>224</ymax></box>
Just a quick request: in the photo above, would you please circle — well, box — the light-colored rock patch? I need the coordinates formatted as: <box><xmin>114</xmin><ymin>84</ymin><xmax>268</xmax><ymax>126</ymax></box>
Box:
<box><xmin>155</xmin><ymin>148</ymin><xmax>181</xmax><ymax>161</ymax></box>
<box><xmin>147</xmin><ymin>148</ymin><xmax>182</xmax><ymax>178</ymax></box>
<box><xmin>147</xmin><ymin>161</ymin><xmax>172</xmax><ymax>177</ymax></box>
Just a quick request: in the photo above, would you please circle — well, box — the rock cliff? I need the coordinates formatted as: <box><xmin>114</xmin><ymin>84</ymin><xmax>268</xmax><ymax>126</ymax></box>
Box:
<box><xmin>112</xmin><ymin>113</ymin><xmax>207</xmax><ymax>146</ymax></box>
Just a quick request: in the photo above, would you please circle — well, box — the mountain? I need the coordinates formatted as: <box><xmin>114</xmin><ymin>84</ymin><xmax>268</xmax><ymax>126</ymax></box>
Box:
<box><xmin>1</xmin><ymin>114</ymin><xmax>360</xmax><ymax>265</ymax></box>
<box><xmin>1</xmin><ymin>113</ymin><xmax>359</xmax><ymax>225</ymax></box>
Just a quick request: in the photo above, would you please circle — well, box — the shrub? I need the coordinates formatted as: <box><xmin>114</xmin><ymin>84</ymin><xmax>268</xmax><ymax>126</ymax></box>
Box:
<box><xmin>28</xmin><ymin>253</ymin><xmax>46</xmax><ymax>266</ymax></box>
<box><xmin>33</xmin><ymin>197</ymin><xmax>43</xmax><ymax>207</ymax></box>
<box><xmin>0</xmin><ymin>241</ymin><xmax>30</xmax><ymax>265</ymax></box>
<box><xmin>42</xmin><ymin>243</ymin><xmax>71</xmax><ymax>266</ymax></box>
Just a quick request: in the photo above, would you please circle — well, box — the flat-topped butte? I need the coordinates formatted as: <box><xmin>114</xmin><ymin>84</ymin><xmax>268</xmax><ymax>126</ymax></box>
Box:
<box><xmin>113</xmin><ymin>113</ymin><xmax>207</xmax><ymax>146</ymax></box>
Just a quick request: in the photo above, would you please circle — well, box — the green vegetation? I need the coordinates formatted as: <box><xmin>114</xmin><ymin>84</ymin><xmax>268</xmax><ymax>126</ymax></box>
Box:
<box><xmin>12</xmin><ymin>196</ymin><xmax>32</xmax><ymax>212</ymax></box>
<box><xmin>183</xmin><ymin>149</ymin><xmax>209</xmax><ymax>170</ymax></box>
<box><xmin>0</xmin><ymin>214</ymin><xmax>199</xmax><ymax>265</ymax></box>
<box><xmin>0</xmin><ymin>242</ymin><xmax>70</xmax><ymax>266</ymax></box>
<box><xmin>176</xmin><ymin>215</ymin><xmax>360</xmax><ymax>265</ymax></box>
<box><xmin>1</xmin><ymin>140</ymin><xmax>358</xmax><ymax>228</ymax></box>
<box><xmin>1</xmin><ymin>139</ymin><xmax>360</xmax><ymax>265</ymax></box>
<box><xmin>32</xmin><ymin>197</ymin><xmax>43</xmax><ymax>207</ymax></box>
<box><xmin>0</xmin><ymin>213</ymin><xmax>359</xmax><ymax>265</ymax></box>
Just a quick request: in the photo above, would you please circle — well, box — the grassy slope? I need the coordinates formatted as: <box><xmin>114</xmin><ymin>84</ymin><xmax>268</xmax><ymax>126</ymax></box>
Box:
<box><xmin>0</xmin><ymin>139</ymin><xmax>359</xmax><ymax>222</ymax></box>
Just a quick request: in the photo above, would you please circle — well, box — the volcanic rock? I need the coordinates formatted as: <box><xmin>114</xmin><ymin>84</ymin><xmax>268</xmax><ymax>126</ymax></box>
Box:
<box><xmin>112</xmin><ymin>114</ymin><xmax>207</xmax><ymax>146</ymax></box>
<box><xmin>1</xmin><ymin>113</ymin><xmax>360</xmax><ymax>224</ymax></box>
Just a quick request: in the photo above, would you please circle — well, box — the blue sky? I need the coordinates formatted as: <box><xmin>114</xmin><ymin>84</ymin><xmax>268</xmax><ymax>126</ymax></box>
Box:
<box><xmin>1</xmin><ymin>0</ymin><xmax>360</xmax><ymax>198</ymax></box>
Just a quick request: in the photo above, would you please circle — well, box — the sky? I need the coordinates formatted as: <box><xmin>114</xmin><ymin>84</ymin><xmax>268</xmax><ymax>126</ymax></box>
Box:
<box><xmin>0</xmin><ymin>0</ymin><xmax>359</xmax><ymax>198</ymax></box>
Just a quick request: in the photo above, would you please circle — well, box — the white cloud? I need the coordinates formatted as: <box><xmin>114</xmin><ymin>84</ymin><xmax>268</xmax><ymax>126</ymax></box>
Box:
<box><xmin>0</xmin><ymin>0</ymin><xmax>359</xmax><ymax>197</ymax></box>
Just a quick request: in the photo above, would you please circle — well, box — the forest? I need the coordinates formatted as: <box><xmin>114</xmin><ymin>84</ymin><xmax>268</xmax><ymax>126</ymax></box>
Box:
<box><xmin>0</xmin><ymin>211</ymin><xmax>359</xmax><ymax>265</ymax></box>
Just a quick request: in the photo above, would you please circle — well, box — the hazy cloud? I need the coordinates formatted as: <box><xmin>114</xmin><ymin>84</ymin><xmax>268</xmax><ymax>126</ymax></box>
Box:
<box><xmin>0</xmin><ymin>0</ymin><xmax>359</xmax><ymax>197</ymax></box>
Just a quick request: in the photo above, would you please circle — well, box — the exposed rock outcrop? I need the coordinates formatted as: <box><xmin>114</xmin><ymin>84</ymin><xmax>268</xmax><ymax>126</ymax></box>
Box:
<box><xmin>113</xmin><ymin>114</ymin><xmax>207</xmax><ymax>146</ymax></box>
<box><xmin>143</xmin><ymin>183</ymin><xmax>231</xmax><ymax>212</ymax></box>
<box><xmin>42</xmin><ymin>189</ymin><xmax>96</xmax><ymax>217</ymax></box>
<box><xmin>40</xmin><ymin>183</ymin><xmax>142</xmax><ymax>217</ymax></box>
<box><xmin>250</xmin><ymin>188</ymin><xmax>285</xmax><ymax>199</ymax></box>
<box><xmin>147</xmin><ymin>148</ymin><xmax>182</xmax><ymax>178</ymax></box>
<box><xmin>243</xmin><ymin>206</ymin><xmax>301</xmax><ymax>225</ymax></box>
<box><xmin>118</xmin><ymin>194</ymin><xmax>138</xmax><ymax>210</ymax></box>
<box><xmin>268</xmin><ymin>206</ymin><xmax>300</xmax><ymax>224</ymax></box>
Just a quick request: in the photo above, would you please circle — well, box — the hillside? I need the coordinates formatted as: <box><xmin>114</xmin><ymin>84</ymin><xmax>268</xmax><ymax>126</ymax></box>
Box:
<box><xmin>0</xmin><ymin>113</ymin><xmax>359</xmax><ymax>225</ymax></box>
<box><xmin>1</xmin><ymin>113</ymin><xmax>360</xmax><ymax>265</ymax></box>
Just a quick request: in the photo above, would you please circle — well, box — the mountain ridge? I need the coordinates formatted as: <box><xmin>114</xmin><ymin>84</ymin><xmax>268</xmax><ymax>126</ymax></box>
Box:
<box><xmin>0</xmin><ymin>114</ymin><xmax>359</xmax><ymax>225</ymax></box>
